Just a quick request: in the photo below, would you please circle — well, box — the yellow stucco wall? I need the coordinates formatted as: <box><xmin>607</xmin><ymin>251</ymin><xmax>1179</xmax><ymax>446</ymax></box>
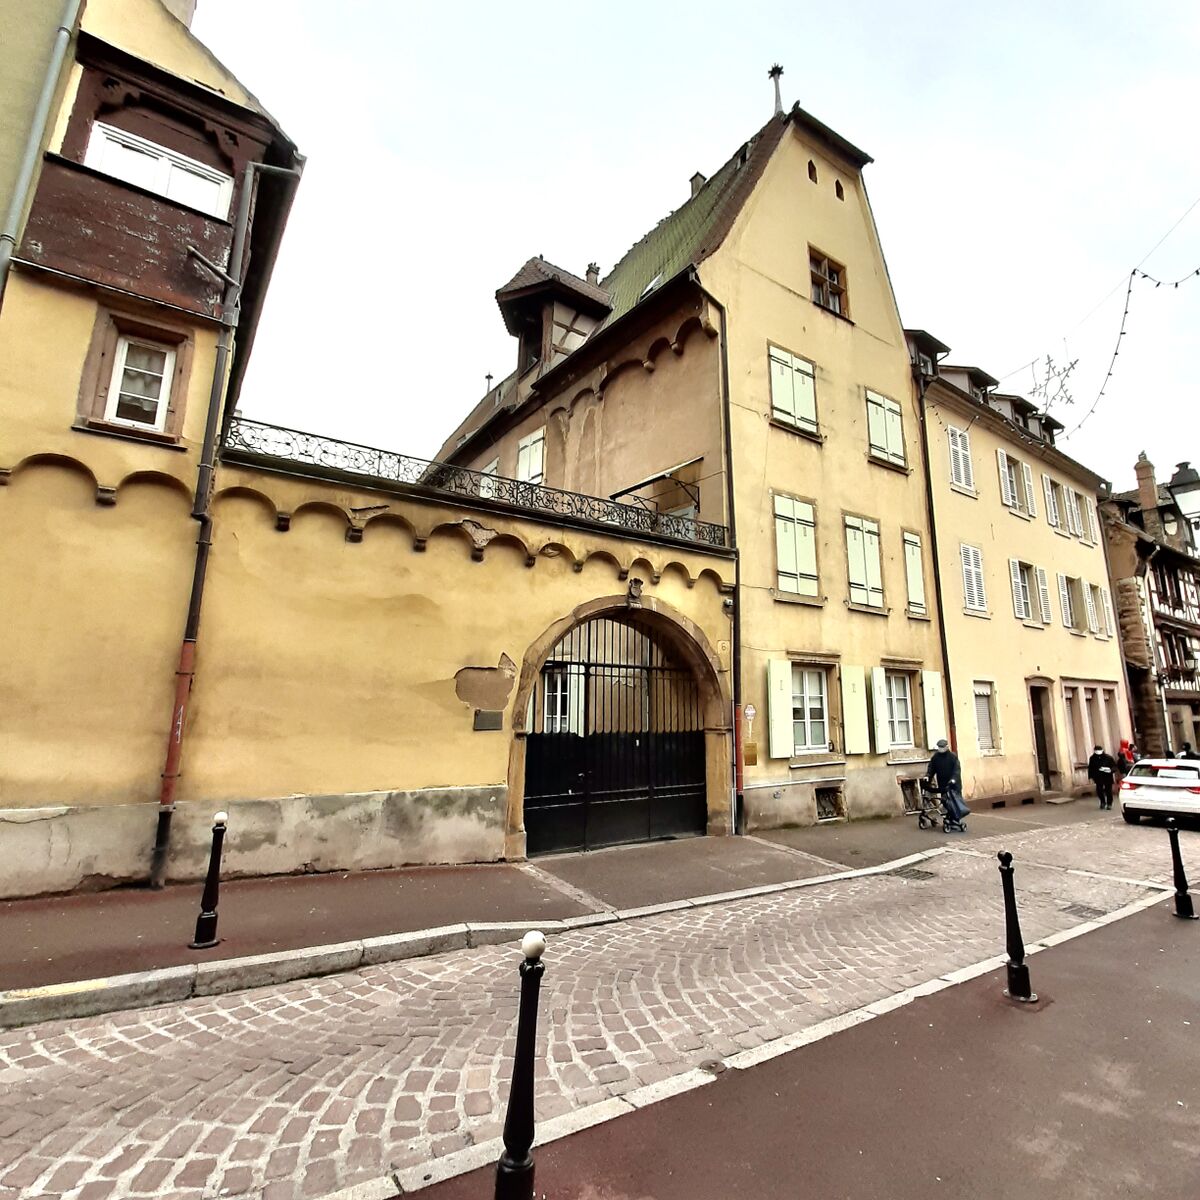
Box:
<box><xmin>0</xmin><ymin>272</ymin><xmax>218</xmax><ymax>487</ymax></box>
<box><xmin>925</xmin><ymin>390</ymin><xmax>1131</xmax><ymax>798</ymax></box>
<box><xmin>700</xmin><ymin>124</ymin><xmax>946</xmax><ymax>822</ymax></box>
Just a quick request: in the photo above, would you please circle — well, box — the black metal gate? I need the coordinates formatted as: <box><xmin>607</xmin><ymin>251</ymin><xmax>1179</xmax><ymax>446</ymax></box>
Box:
<box><xmin>523</xmin><ymin>616</ymin><xmax>707</xmax><ymax>855</ymax></box>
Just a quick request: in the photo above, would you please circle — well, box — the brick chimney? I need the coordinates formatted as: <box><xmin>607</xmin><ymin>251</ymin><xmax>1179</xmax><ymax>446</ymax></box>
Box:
<box><xmin>1135</xmin><ymin>451</ymin><xmax>1163</xmax><ymax>538</ymax></box>
<box><xmin>586</xmin><ymin>263</ymin><xmax>600</xmax><ymax>286</ymax></box>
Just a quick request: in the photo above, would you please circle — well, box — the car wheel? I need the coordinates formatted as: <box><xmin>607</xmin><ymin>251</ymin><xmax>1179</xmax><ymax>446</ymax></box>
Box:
<box><xmin>1122</xmin><ymin>808</ymin><xmax>1141</xmax><ymax>825</ymax></box>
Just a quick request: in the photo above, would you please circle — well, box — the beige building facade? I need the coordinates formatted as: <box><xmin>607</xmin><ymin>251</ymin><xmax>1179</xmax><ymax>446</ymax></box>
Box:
<box><xmin>443</xmin><ymin>106</ymin><xmax>950</xmax><ymax>834</ymax></box>
<box><xmin>913</xmin><ymin>343</ymin><xmax>1132</xmax><ymax>799</ymax></box>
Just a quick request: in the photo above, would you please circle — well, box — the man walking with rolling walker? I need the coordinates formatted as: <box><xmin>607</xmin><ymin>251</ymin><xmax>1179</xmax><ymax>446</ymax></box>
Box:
<box><xmin>924</xmin><ymin>738</ymin><xmax>969</xmax><ymax>832</ymax></box>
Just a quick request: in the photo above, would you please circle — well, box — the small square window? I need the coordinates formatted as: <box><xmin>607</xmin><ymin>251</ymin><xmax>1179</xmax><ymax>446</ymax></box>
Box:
<box><xmin>809</xmin><ymin>250</ymin><xmax>847</xmax><ymax>316</ymax></box>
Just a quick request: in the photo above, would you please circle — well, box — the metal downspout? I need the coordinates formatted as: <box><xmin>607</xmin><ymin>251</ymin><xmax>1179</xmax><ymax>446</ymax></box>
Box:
<box><xmin>149</xmin><ymin>162</ymin><xmax>300</xmax><ymax>887</ymax></box>
<box><xmin>0</xmin><ymin>0</ymin><xmax>83</xmax><ymax>310</ymax></box>
<box><xmin>917</xmin><ymin>376</ymin><xmax>958</xmax><ymax>750</ymax></box>
<box><xmin>691</xmin><ymin>275</ymin><xmax>743</xmax><ymax>834</ymax></box>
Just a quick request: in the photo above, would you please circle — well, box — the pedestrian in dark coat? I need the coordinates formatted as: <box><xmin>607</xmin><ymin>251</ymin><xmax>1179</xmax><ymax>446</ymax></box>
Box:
<box><xmin>1180</xmin><ymin>742</ymin><xmax>1199</xmax><ymax>761</ymax></box>
<box><xmin>1088</xmin><ymin>746</ymin><xmax>1117</xmax><ymax>809</ymax></box>
<box><xmin>927</xmin><ymin>739</ymin><xmax>968</xmax><ymax>820</ymax></box>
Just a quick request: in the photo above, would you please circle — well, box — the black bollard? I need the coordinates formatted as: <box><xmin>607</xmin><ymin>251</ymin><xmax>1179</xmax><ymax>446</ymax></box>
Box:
<box><xmin>1167</xmin><ymin>818</ymin><xmax>1198</xmax><ymax>920</ymax></box>
<box><xmin>495</xmin><ymin>930</ymin><xmax>547</xmax><ymax>1200</ymax></box>
<box><xmin>189</xmin><ymin>811</ymin><xmax>229</xmax><ymax>950</ymax></box>
<box><xmin>998</xmin><ymin>851</ymin><xmax>1037</xmax><ymax>1002</ymax></box>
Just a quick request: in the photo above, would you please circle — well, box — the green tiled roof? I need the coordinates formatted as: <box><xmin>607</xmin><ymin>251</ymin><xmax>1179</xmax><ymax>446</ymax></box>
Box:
<box><xmin>597</xmin><ymin>112</ymin><xmax>788</xmax><ymax>327</ymax></box>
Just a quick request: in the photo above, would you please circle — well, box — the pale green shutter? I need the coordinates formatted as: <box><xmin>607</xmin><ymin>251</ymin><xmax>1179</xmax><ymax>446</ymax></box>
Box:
<box><xmin>922</xmin><ymin>670</ymin><xmax>947</xmax><ymax>749</ymax></box>
<box><xmin>869</xmin><ymin>666</ymin><xmax>890</xmax><ymax>754</ymax></box>
<box><xmin>841</xmin><ymin>665</ymin><xmax>870</xmax><ymax>755</ymax></box>
<box><xmin>767</xmin><ymin>659</ymin><xmax>794</xmax><ymax>758</ymax></box>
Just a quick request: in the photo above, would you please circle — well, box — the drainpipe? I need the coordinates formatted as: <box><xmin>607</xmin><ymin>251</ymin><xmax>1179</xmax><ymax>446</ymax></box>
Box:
<box><xmin>149</xmin><ymin>161</ymin><xmax>301</xmax><ymax>887</ymax></box>
<box><xmin>916</xmin><ymin>375</ymin><xmax>958</xmax><ymax>750</ymax></box>
<box><xmin>691</xmin><ymin>275</ymin><xmax>743</xmax><ymax>834</ymax></box>
<box><xmin>0</xmin><ymin>0</ymin><xmax>83</xmax><ymax>310</ymax></box>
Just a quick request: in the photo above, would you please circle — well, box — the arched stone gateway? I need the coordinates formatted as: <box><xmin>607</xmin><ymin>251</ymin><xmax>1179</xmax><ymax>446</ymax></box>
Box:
<box><xmin>507</xmin><ymin>596</ymin><xmax>732</xmax><ymax>857</ymax></box>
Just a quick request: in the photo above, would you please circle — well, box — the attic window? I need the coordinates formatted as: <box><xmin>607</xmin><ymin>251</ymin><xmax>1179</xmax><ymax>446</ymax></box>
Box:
<box><xmin>640</xmin><ymin>273</ymin><xmax>663</xmax><ymax>299</ymax></box>
<box><xmin>835</xmin><ymin>180</ymin><xmax>844</xmax><ymax>201</ymax></box>
<box><xmin>808</xmin><ymin>160</ymin><xmax>818</xmax><ymax>183</ymax></box>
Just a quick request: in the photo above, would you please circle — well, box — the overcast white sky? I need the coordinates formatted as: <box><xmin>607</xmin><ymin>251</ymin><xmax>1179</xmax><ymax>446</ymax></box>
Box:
<box><xmin>193</xmin><ymin>1</ymin><xmax>1200</xmax><ymax>492</ymax></box>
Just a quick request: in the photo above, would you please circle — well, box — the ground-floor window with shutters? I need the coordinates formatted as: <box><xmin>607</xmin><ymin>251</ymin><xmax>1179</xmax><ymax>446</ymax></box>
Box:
<box><xmin>974</xmin><ymin>681</ymin><xmax>998</xmax><ymax>750</ymax></box>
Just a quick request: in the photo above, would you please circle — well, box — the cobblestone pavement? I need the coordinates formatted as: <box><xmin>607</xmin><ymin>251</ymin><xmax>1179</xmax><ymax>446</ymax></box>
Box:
<box><xmin>0</xmin><ymin>818</ymin><xmax>1183</xmax><ymax>1200</ymax></box>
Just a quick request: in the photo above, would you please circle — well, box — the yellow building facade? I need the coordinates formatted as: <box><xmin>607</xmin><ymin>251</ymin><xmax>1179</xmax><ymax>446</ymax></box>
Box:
<box><xmin>916</xmin><ymin>350</ymin><xmax>1131</xmax><ymax>800</ymax></box>
<box><xmin>0</xmin><ymin>0</ymin><xmax>735</xmax><ymax>897</ymax></box>
<box><xmin>446</xmin><ymin>108</ymin><xmax>950</xmax><ymax>831</ymax></box>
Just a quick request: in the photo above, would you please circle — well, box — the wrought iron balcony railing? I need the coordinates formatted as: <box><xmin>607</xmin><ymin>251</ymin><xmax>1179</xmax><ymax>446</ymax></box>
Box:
<box><xmin>223</xmin><ymin>417</ymin><xmax>730</xmax><ymax>549</ymax></box>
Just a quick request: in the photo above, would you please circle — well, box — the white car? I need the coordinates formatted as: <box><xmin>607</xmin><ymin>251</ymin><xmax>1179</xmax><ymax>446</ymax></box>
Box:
<box><xmin>1119</xmin><ymin>758</ymin><xmax>1200</xmax><ymax>823</ymax></box>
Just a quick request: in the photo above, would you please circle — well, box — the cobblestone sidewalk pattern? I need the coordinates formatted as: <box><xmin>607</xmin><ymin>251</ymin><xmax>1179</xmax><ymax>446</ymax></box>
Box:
<box><xmin>0</xmin><ymin>820</ymin><xmax>1179</xmax><ymax>1200</ymax></box>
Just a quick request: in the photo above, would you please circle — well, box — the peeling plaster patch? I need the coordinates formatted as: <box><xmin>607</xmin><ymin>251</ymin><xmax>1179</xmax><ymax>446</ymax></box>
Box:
<box><xmin>455</xmin><ymin>653</ymin><xmax>516</xmax><ymax>710</ymax></box>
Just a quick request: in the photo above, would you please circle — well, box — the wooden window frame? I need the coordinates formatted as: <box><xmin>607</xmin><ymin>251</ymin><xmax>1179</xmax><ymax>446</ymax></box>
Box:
<box><xmin>75</xmin><ymin>304</ymin><xmax>194</xmax><ymax>445</ymax></box>
<box><xmin>791</xmin><ymin>663</ymin><xmax>831</xmax><ymax>754</ymax></box>
<box><xmin>884</xmin><ymin>670</ymin><xmax>915</xmax><ymax>748</ymax></box>
<box><xmin>809</xmin><ymin>247</ymin><xmax>848</xmax><ymax>317</ymax></box>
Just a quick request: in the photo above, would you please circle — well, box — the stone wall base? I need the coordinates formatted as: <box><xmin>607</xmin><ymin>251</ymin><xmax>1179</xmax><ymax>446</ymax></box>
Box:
<box><xmin>0</xmin><ymin>786</ymin><xmax>507</xmax><ymax>899</ymax></box>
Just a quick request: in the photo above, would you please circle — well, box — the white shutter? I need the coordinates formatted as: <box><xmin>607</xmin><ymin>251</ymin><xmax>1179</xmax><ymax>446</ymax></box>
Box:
<box><xmin>1021</xmin><ymin>462</ymin><xmax>1036</xmax><ymax>517</ymax></box>
<box><xmin>767</xmin><ymin>660</ymin><xmax>794</xmax><ymax>759</ymax></box>
<box><xmin>997</xmin><ymin>449</ymin><xmax>1015</xmax><ymax>506</ymax></box>
<box><xmin>769</xmin><ymin>351</ymin><xmax>793</xmax><ymax>419</ymax></box>
<box><xmin>1035</xmin><ymin>567</ymin><xmax>1053</xmax><ymax>624</ymax></box>
<box><xmin>793</xmin><ymin>359</ymin><xmax>816</xmax><ymax>428</ymax></box>
<box><xmin>1058</xmin><ymin>573</ymin><xmax>1072</xmax><ymax>628</ymax></box>
<box><xmin>948</xmin><ymin>428</ymin><xmax>963</xmax><ymax>486</ymax></box>
<box><xmin>921</xmin><ymin>670</ymin><xmax>947</xmax><ymax>750</ymax></box>
<box><xmin>1101</xmin><ymin>587</ymin><xmax>1114</xmax><ymax>637</ymax></box>
<box><xmin>846</xmin><ymin>518</ymin><xmax>867</xmax><ymax>603</ymax></box>
<box><xmin>1084</xmin><ymin>584</ymin><xmax>1099</xmax><ymax>634</ymax></box>
<box><xmin>869</xmin><ymin>666</ymin><xmax>890</xmax><ymax>754</ymax></box>
<box><xmin>961</xmin><ymin>544</ymin><xmax>986</xmax><ymax>611</ymax></box>
<box><xmin>841</xmin><ymin>665</ymin><xmax>870</xmax><ymax>755</ymax></box>
<box><xmin>796</xmin><ymin>507</ymin><xmax>817</xmax><ymax>594</ymax></box>
<box><xmin>1042</xmin><ymin>475</ymin><xmax>1058</xmax><ymax>526</ymax></box>
<box><xmin>1082</xmin><ymin>498</ymin><xmax>1097</xmax><ymax>543</ymax></box>
<box><xmin>1009</xmin><ymin>559</ymin><xmax>1027</xmax><ymax>619</ymax></box>
<box><xmin>884</xmin><ymin>398</ymin><xmax>905</xmax><ymax>464</ymax></box>
<box><xmin>864</xmin><ymin>521</ymin><xmax>883</xmax><ymax>606</ymax></box>
<box><xmin>959</xmin><ymin>428</ymin><xmax>975</xmax><ymax>490</ymax></box>
<box><xmin>1065</xmin><ymin>490</ymin><xmax>1082</xmax><ymax>536</ymax></box>
<box><xmin>904</xmin><ymin>534</ymin><xmax>926</xmax><ymax>614</ymax></box>
<box><xmin>866</xmin><ymin>395</ymin><xmax>888</xmax><ymax>457</ymax></box>
<box><xmin>774</xmin><ymin>495</ymin><xmax>797</xmax><ymax>591</ymax></box>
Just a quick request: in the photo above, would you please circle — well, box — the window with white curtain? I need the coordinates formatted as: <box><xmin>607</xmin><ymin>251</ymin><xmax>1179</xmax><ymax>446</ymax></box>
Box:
<box><xmin>791</xmin><ymin>665</ymin><xmax>829</xmax><ymax>752</ymax></box>
<box><xmin>105</xmin><ymin>336</ymin><xmax>175</xmax><ymax>431</ymax></box>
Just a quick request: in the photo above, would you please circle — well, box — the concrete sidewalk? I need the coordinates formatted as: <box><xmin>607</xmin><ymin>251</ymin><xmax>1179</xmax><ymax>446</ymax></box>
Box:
<box><xmin>0</xmin><ymin>835</ymin><xmax>838</xmax><ymax>992</ymax></box>
<box><xmin>423</xmin><ymin>899</ymin><xmax>1200</xmax><ymax>1200</ymax></box>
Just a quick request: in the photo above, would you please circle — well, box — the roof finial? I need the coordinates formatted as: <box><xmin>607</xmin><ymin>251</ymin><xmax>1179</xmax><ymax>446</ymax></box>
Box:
<box><xmin>486</xmin><ymin>373</ymin><xmax>494</xmax><ymax>392</ymax></box>
<box><xmin>768</xmin><ymin>64</ymin><xmax>784</xmax><ymax>116</ymax></box>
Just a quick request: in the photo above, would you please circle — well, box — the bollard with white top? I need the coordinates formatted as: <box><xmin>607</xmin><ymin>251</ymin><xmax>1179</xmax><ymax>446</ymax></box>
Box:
<box><xmin>189</xmin><ymin>811</ymin><xmax>229</xmax><ymax>950</ymax></box>
<box><xmin>495</xmin><ymin>930</ymin><xmax>547</xmax><ymax>1200</ymax></box>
